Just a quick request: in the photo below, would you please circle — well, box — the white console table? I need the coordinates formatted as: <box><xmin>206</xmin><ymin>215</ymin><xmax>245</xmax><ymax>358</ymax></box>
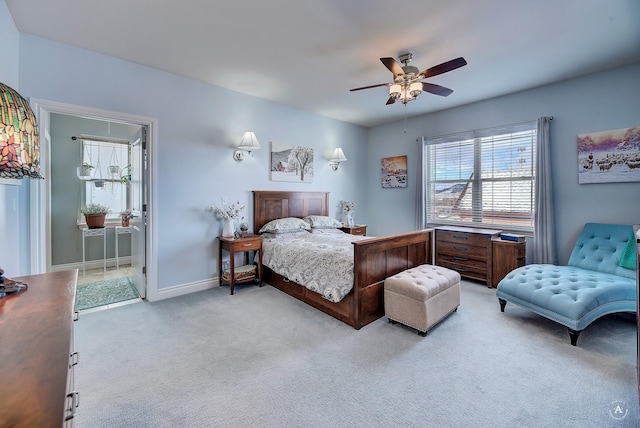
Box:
<box><xmin>115</xmin><ymin>226</ymin><xmax>133</xmax><ymax>269</ymax></box>
<box><xmin>82</xmin><ymin>227</ymin><xmax>106</xmax><ymax>274</ymax></box>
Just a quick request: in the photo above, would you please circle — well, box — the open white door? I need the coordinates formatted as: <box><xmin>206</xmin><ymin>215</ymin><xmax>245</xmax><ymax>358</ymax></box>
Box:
<box><xmin>130</xmin><ymin>127</ymin><xmax>146</xmax><ymax>299</ymax></box>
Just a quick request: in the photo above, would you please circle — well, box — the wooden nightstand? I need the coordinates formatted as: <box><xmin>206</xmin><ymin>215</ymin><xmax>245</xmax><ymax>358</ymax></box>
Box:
<box><xmin>218</xmin><ymin>235</ymin><xmax>263</xmax><ymax>295</ymax></box>
<box><xmin>339</xmin><ymin>225</ymin><xmax>367</xmax><ymax>236</ymax></box>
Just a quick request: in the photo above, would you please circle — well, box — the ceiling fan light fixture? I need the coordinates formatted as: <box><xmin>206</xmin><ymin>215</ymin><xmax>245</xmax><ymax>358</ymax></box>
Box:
<box><xmin>409</xmin><ymin>81</ymin><xmax>422</xmax><ymax>98</ymax></box>
<box><xmin>389</xmin><ymin>84</ymin><xmax>401</xmax><ymax>99</ymax></box>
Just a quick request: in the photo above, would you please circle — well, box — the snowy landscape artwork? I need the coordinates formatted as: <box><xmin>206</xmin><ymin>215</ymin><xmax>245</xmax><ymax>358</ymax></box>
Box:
<box><xmin>270</xmin><ymin>141</ymin><xmax>314</xmax><ymax>183</ymax></box>
<box><xmin>577</xmin><ymin>126</ymin><xmax>640</xmax><ymax>184</ymax></box>
<box><xmin>381</xmin><ymin>155</ymin><xmax>407</xmax><ymax>188</ymax></box>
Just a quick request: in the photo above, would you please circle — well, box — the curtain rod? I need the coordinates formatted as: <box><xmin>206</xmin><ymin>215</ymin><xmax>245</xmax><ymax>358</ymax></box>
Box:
<box><xmin>416</xmin><ymin>116</ymin><xmax>553</xmax><ymax>142</ymax></box>
<box><xmin>71</xmin><ymin>134</ymin><xmax>130</xmax><ymax>144</ymax></box>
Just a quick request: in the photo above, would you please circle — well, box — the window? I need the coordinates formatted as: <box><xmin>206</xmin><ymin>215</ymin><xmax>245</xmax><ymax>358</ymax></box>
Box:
<box><xmin>424</xmin><ymin>122</ymin><xmax>536</xmax><ymax>232</ymax></box>
<box><xmin>81</xmin><ymin>138</ymin><xmax>130</xmax><ymax>221</ymax></box>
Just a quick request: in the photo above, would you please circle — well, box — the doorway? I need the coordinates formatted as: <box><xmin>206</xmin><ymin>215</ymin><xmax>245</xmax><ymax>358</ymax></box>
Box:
<box><xmin>30</xmin><ymin>99</ymin><xmax>158</xmax><ymax>301</ymax></box>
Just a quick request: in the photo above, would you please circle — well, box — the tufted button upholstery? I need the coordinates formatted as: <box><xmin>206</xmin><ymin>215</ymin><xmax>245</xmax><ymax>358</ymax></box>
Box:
<box><xmin>384</xmin><ymin>264</ymin><xmax>461</xmax><ymax>335</ymax></box>
<box><xmin>496</xmin><ymin>223</ymin><xmax>636</xmax><ymax>340</ymax></box>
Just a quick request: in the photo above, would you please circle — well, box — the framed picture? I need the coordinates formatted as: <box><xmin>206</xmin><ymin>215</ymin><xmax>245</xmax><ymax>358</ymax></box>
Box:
<box><xmin>577</xmin><ymin>126</ymin><xmax>640</xmax><ymax>184</ymax></box>
<box><xmin>381</xmin><ymin>155</ymin><xmax>407</xmax><ymax>188</ymax></box>
<box><xmin>270</xmin><ymin>141</ymin><xmax>314</xmax><ymax>183</ymax></box>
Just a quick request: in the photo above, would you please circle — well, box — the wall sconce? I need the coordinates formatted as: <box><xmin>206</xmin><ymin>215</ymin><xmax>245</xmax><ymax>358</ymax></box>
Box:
<box><xmin>329</xmin><ymin>148</ymin><xmax>347</xmax><ymax>171</ymax></box>
<box><xmin>233</xmin><ymin>131</ymin><xmax>260</xmax><ymax>161</ymax></box>
<box><xmin>0</xmin><ymin>82</ymin><xmax>43</xmax><ymax>179</ymax></box>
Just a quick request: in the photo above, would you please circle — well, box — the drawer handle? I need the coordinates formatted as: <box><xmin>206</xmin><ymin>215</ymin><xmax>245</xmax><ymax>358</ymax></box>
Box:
<box><xmin>69</xmin><ymin>351</ymin><xmax>79</xmax><ymax>368</ymax></box>
<box><xmin>242</xmin><ymin>243</ymin><xmax>253</xmax><ymax>247</ymax></box>
<box><xmin>454</xmin><ymin>268</ymin><xmax>468</xmax><ymax>272</ymax></box>
<box><xmin>73</xmin><ymin>311</ymin><xmax>79</xmax><ymax>322</ymax></box>
<box><xmin>453</xmin><ymin>246</ymin><xmax>468</xmax><ymax>251</ymax></box>
<box><xmin>453</xmin><ymin>256</ymin><xmax>468</xmax><ymax>261</ymax></box>
<box><xmin>65</xmin><ymin>391</ymin><xmax>80</xmax><ymax>420</ymax></box>
<box><xmin>283</xmin><ymin>277</ymin><xmax>290</xmax><ymax>282</ymax></box>
<box><xmin>452</xmin><ymin>235</ymin><xmax>468</xmax><ymax>240</ymax></box>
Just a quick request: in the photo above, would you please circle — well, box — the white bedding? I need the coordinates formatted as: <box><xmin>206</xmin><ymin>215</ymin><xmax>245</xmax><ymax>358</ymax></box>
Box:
<box><xmin>261</xmin><ymin>229</ymin><xmax>371</xmax><ymax>303</ymax></box>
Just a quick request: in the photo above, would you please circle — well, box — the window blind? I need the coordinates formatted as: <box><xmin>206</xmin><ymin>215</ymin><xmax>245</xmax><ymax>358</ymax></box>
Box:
<box><xmin>424</xmin><ymin>121</ymin><xmax>537</xmax><ymax>232</ymax></box>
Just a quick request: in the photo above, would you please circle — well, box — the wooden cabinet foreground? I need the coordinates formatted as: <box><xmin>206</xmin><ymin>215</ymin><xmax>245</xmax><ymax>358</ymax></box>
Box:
<box><xmin>0</xmin><ymin>270</ymin><xmax>78</xmax><ymax>427</ymax></box>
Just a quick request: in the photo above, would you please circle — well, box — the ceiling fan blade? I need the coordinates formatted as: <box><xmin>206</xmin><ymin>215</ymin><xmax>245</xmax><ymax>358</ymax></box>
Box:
<box><xmin>421</xmin><ymin>57</ymin><xmax>467</xmax><ymax>79</ymax></box>
<box><xmin>385</xmin><ymin>96</ymin><xmax>396</xmax><ymax>105</ymax></box>
<box><xmin>380</xmin><ymin>57</ymin><xmax>404</xmax><ymax>77</ymax></box>
<box><xmin>421</xmin><ymin>82</ymin><xmax>454</xmax><ymax>97</ymax></box>
<box><xmin>349</xmin><ymin>82</ymin><xmax>389</xmax><ymax>92</ymax></box>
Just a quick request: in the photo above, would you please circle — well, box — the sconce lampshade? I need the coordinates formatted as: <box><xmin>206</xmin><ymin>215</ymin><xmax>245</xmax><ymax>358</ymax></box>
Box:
<box><xmin>0</xmin><ymin>82</ymin><xmax>42</xmax><ymax>179</ymax></box>
<box><xmin>238</xmin><ymin>131</ymin><xmax>261</xmax><ymax>151</ymax></box>
<box><xmin>331</xmin><ymin>148</ymin><xmax>347</xmax><ymax>163</ymax></box>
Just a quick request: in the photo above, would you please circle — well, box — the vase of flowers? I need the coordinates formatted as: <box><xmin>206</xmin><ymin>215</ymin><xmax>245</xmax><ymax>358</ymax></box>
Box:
<box><xmin>120</xmin><ymin>209</ymin><xmax>134</xmax><ymax>227</ymax></box>
<box><xmin>211</xmin><ymin>201</ymin><xmax>246</xmax><ymax>238</ymax></box>
<box><xmin>340</xmin><ymin>200</ymin><xmax>356</xmax><ymax>226</ymax></box>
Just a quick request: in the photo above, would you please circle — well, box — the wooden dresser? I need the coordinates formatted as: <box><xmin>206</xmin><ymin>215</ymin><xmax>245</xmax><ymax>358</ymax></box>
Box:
<box><xmin>435</xmin><ymin>226</ymin><xmax>525</xmax><ymax>287</ymax></box>
<box><xmin>0</xmin><ymin>270</ymin><xmax>79</xmax><ymax>427</ymax></box>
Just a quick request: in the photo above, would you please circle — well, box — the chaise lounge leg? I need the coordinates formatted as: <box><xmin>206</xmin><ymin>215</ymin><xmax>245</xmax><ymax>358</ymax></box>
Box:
<box><xmin>498</xmin><ymin>298</ymin><xmax>507</xmax><ymax>312</ymax></box>
<box><xmin>567</xmin><ymin>328</ymin><xmax>580</xmax><ymax>346</ymax></box>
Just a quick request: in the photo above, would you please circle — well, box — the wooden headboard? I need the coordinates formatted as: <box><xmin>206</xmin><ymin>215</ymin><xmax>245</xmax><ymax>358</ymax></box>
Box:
<box><xmin>253</xmin><ymin>191</ymin><xmax>329</xmax><ymax>232</ymax></box>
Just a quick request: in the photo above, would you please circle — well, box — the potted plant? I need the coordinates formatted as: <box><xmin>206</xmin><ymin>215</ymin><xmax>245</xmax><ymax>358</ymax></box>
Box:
<box><xmin>119</xmin><ymin>209</ymin><xmax>134</xmax><ymax>227</ymax></box>
<box><xmin>77</xmin><ymin>162</ymin><xmax>94</xmax><ymax>180</ymax></box>
<box><xmin>81</xmin><ymin>203</ymin><xmax>110</xmax><ymax>229</ymax></box>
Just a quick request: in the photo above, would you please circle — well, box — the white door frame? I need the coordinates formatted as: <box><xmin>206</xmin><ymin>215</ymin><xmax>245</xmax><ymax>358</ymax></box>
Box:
<box><xmin>30</xmin><ymin>98</ymin><xmax>159</xmax><ymax>301</ymax></box>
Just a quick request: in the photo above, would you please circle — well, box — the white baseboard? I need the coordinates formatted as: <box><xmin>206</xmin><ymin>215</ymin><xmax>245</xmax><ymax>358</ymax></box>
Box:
<box><xmin>150</xmin><ymin>278</ymin><xmax>219</xmax><ymax>302</ymax></box>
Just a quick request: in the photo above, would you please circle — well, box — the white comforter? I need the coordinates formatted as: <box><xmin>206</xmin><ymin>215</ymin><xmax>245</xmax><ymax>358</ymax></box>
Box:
<box><xmin>261</xmin><ymin>229</ymin><xmax>371</xmax><ymax>303</ymax></box>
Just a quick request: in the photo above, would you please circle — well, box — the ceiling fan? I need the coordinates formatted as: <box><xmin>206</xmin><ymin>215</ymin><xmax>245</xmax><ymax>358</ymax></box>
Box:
<box><xmin>349</xmin><ymin>53</ymin><xmax>467</xmax><ymax>105</ymax></box>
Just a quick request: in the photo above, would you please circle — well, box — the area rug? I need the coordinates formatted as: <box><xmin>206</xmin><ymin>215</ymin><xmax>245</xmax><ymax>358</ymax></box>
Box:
<box><xmin>75</xmin><ymin>277</ymin><xmax>139</xmax><ymax>310</ymax></box>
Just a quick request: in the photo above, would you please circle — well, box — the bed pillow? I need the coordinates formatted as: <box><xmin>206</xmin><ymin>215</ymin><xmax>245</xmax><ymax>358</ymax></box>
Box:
<box><xmin>303</xmin><ymin>215</ymin><xmax>342</xmax><ymax>229</ymax></box>
<box><xmin>618</xmin><ymin>232</ymin><xmax>636</xmax><ymax>270</ymax></box>
<box><xmin>258</xmin><ymin>217</ymin><xmax>310</xmax><ymax>234</ymax></box>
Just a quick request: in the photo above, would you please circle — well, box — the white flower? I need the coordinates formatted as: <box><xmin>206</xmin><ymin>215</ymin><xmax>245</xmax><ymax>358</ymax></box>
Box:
<box><xmin>211</xmin><ymin>201</ymin><xmax>245</xmax><ymax>220</ymax></box>
<box><xmin>340</xmin><ymin>200</ymin><xmax>356</xmax><ymax>212</ymax></box>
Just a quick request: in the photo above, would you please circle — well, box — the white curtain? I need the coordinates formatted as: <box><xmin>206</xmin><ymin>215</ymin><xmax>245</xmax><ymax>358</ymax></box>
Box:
<box><xmin>533</xmin><ymin>116</ymin><xmax>557</xmax><ymax>264</ymax></box>
<box><xmin>415</xmin><ymin>137</ymin><xmax>426</xmax><ymax>230</ymax></box>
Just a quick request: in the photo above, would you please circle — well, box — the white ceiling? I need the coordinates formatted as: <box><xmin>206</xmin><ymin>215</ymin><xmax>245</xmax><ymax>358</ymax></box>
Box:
<box><xmin>7</xmin><ymin>0</ymin><xmax>640</xmax><ymax>127</ymax></box>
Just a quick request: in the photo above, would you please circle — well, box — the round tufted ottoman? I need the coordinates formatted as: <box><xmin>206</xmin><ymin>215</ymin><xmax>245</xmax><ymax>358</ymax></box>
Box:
<box><xmin>384</xmin><ymin>264</ymin><xmax>460</xmax><ymax>336</ymax></box>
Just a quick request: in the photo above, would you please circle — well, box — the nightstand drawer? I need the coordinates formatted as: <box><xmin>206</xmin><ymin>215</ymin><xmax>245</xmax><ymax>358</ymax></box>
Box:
<box><xmin>229</xmin><ymin>239</ymin><xmax>261</xmax><ymax>251</ymax></box>
<box><xmin>339</xmin><ymin>226</ymin><xmax>367</xmax><ymax>236</ymax></box>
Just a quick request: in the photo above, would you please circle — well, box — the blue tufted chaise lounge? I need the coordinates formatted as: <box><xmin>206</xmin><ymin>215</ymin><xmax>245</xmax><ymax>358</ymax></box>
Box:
<box><xmin>496</xmin><ymin>223</ymin><xmax>636</xmax><ymax>346</ymax></box>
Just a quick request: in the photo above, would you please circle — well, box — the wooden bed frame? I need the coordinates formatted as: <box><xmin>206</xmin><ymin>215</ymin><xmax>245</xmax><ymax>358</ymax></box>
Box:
<box><xmin>253</xmin><ymin>190</ymin><xmax>432</xmax><ymax>330</ymax></box>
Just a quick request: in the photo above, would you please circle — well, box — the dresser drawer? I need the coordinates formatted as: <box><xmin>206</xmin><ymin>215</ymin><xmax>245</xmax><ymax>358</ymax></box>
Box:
<box><xmin>436</xmin><ymin>229</ymin><xmax>491</xmax><ymax>247</ymax></box>
<box><xmin>438</xmin><ymin>258</ymin><xmax>488</xmax><ymax>278</ymax></box>
<box><xmin>436</xmin><ymin>241</ymin><xmax>489</xmax><ymax>259</ymax></box>
<box><xmin>437</xmin><ymin>253</ymin><xmax>488</xmax><ymax>270</ymax></box>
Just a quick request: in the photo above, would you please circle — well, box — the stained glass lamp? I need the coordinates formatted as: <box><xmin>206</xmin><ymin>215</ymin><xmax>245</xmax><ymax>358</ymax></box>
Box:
<box><xmin>0</xmin><ymin>82</ymin><xmax>42</xmax><ymax>179</ymax></box>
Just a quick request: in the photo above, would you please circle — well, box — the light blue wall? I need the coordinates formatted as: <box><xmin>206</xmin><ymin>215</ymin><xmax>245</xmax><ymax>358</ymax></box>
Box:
<box><xmin>367</xmin><ymin>62</ymin><xmax>640</xmax><ymax>264</ymax></box>
<box><xmin>17</xmin><ymin>33</ymin><xmax>369</xmax><ymax>290</ymax></box>
<box><xmin>0</xmin><ymin>0</ymin><xmax>30</xmax><ymax>276</ymax></box>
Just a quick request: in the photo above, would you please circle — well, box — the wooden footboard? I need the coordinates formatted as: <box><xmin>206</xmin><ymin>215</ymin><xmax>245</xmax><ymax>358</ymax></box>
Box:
<box><xmin>352</xmin><ymin>229</ymin><xmax>432</xmax><ymax>329</ymax></box>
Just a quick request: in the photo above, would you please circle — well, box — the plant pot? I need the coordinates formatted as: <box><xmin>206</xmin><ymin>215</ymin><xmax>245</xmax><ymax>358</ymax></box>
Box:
<box><xmin>85</xmin><ymin>213</ymin><xmax>106</xmax><ymax>229</ymax></box>
<box><xmin>77</xmin><ymin>166</ymin><xmax>93</xmax><ymax>180</ymax></box>
<box><xmin>121</xmin><ymin>217</ymin><xmax>130</xmax><ymax>227</ymax></box>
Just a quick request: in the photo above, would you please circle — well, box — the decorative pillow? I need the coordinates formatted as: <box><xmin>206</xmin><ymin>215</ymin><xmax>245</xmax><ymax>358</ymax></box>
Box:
<box><xmin>619</xmin><ymin>232</ymin><xmax>636</xmax><ymax>270</ymax></box>
<box><xmin>302</xmin><ymin>215</ymin><xmax>342</xmax><ymax>229</ymax></box>
<box><xmin>258</xmin><ymin>217</ymin><xmax>310</xmax><ymax>234</ymax></box>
